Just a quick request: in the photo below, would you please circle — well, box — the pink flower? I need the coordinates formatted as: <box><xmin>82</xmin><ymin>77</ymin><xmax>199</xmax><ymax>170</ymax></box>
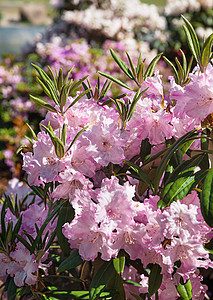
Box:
<box><xmin>52</xmin><ymin>170</ymin><xmax>93</xmax><ymax>201</ymax></box>
<box><xmin>9</xmin><ymin>243</ymin><xmax>38</xmax><ymax>287</ymax></box>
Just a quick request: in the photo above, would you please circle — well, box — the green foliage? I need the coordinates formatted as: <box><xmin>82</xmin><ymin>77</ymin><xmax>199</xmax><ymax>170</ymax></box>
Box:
<box><xmin>200</xmin><ymin>168</ymin><xmax>213</xmax><ymax>227</ymax></box>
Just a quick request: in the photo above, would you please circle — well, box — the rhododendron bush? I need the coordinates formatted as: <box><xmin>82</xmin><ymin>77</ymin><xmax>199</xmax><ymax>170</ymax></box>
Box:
<box><xmin>1</xmin><ymin>17</ymin><xmax>213</xmax><ymax>300</ymax></box>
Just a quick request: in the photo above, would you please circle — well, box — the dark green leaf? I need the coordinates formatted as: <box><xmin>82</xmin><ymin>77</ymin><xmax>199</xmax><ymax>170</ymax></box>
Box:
<box><xmin>7</xmin><ymin>277</ymin><xmax>17</xmax><ymax>300</ymax></box>
<box><xmin>16</xmin><ymin>234</ymin><xmax>32</xmax><ymax>252</ymax></box>
<box><xmin>98</xmin><ymin>71</ymin><xmax>133</xmax><ymax>91</ymax></box>
<box><xmin>148</xmin><ymin>264</ymin><xmax>162</xmax><ymax>297</ymax></box>
<box><xmin>66</xmin><ymin>126</ymin><xmax>89</xmax><ymax>153</ymax></box>
<box><xmin>182</xmin><ymin>15</ymin><xmax>201</xmax><ymax>63</ymax></box>
<box><xmin>161</xmin><ymin>169</ymin><xmax>208</xmax><ymax>207</ymax></box>
<box><xmin>127</xmin><ymin>87</ymin><xmax>148</xmax><ymax>121</ymax></box>
<box><xmin>201</xmin><ymin>33</ymin><xmax>213</xmax><ymax>69</ymax></box>
<box><xmin>58</xmin><ymin>250</ymin><xmax>83</xmax><ymax>273</ymax></box>
<box><xmin>110</xmin><ymin>49</ymin><xmax>134</xmax><ymax>80</ymax></box>
<box><xmin>30</xmin><ymin>95</ymin><xmax>58</xmax><ymax>113</ymax></box>
<box><xmin>154</xmin><ymin>130</ymin><xmax>198</xmax><ymax>193</ymax></box>
<box><xmin>89</xmin><ymin>260</ymin><xmax>115</xmax><ymax>300</ymax></box>
<box><xmin>163</xmin><ymin>56</ymin><xmax>179</xmax><ymax>83</ymax></box>
<box><xmin>200</xmin><ymin>168</ymin><xmax>213</xmax><ymax>227</ymax></box>
<box><xmin>57</xmin><ymin>69</ymin><xmax>63</xmax><ymax>92</ymax></box>
<box><xmin>32</xmin><ymin>202</ymin><xmax>63</xmax><ymax>252</ymax></box>
<box><xmin>56</xmin><ymin>201</ymin><xmax>74</xmax><ymax>255</ymax></box>
<box><xmin>144</xmin><ymin>53</ymin><xmax>162</xmax><ymax>79</ymax></box>
<box><xmin>125</xmin><ymin>161</ymin><xmax>154</xmax><ymax>192</ymax></box>
<box><xmin>107</xmin><ymin>270</ymin><xmax>126</xmax><ymax>300</ymax></box>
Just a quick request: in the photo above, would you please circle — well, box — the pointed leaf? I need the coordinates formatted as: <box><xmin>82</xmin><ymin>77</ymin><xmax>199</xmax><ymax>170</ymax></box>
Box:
<box><xmin>163</xmin><ymin>56</ymin><xmax>179</xmax><ymax>83</ymax></box>
<box><xmin>56</xmin><ymin>201</ymin><xmax>74</xmax><ymax>255</ymax></box>
<box><xmin>58</xmin><ymin>250</ymin><xmax>83</xmax><ymax>273</ymax></box>
<box><xmin>161</xmin><ymin>169</ymin><xmax>208</xmax><ymax>207</ymax></box>
<box><xmin>126</xmin><ymin>52</ymin><xmax>137</xmax><ymax>78</ymax></box>
<box><xmin>200</xmin><ymin>168</ymin><xmax>213</xmax><ymax>227</ymax></box>
<box><xmin>201</xmin><ymin>33</ymin><xmax>213</xmax><ymax>69</ymax></box>
<box><xmin>110</xmin><ymin>49</ymin><xmax>134</xmax><ymax>80</ymax></box>
<box><xmin>30</xmin><ymin>95</ymin><xmax>58</xmax><ymax>113</ymax></box>
<box><xmin>98</xmin><ymin>71</ymin><xmax>133</xmax><ymax>91</ymax></box>
<box><xmin>57</xmin><ymin>69</ymin><xmax>63</xmax><ymax>92</ymax></box>
<box><xmin>144</xmin><ymin>53</ymin><xmax>162</xmax><ymax>79</ymax></box>
<box><xmin>32</xmin><ymin>202</ymin><xmax>63</xmax><ymax>252</ymax></box>
<box><xmin>7</xmin><ymin>277</ymin><xmax>17</xmax><ymax>300</ymax></box>
<box><xmin>113</xmin><ymin>256</ymin><xmax>125</xmax><ymax>274</ymax></box>
<box><xmin>66</xmin><ymin>125</ymin><xmax>89</xmax><ymax>153</ymax></box>
<box><xmin>64</xmin><ymin>88</ymin><xmax>91</xmax><ymax>113</ymax></box>
<box><xmin>125</xmin><ymin>161</ymin><xmax>154</xmax><ymax>192</ymax></box>
<box><xmin>177</xmin><ymin>278</ymin><xmax>192</xmax><ymax>300</ymax></box>
<box><xmin>89</xmin><ymin>260</ymin><xmax>115</xmax><ymax>300</ymax></box>
<box><xmin>148</xmin><ymin>264</ymin><xmax>162</xmax><ymax>297</ymax></box>
<box><xmin>182</xmin><ymin>15</ymin><xmax>200</xmax><ymax>62</ymax></box>
<box><xmin>154</xmin><ymin>130</ymin><xmax>198</xmax><ymax>193</ymax></box>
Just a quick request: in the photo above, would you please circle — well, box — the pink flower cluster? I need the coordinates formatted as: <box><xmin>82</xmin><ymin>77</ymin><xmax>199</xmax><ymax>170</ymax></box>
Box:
<box><xmin>0</xmin><ymin>201</ymin><xmax>53</xmax><ymax>287</ymax></box>
<box><xmin>63</xmin><ymin>178</ymin><xmax>213</xmax><ymax>299</ymax></box>
<box><xmin>23</xmin><ymin>66</ymin><xmax>209</xmax><ymax>185</ymax></box>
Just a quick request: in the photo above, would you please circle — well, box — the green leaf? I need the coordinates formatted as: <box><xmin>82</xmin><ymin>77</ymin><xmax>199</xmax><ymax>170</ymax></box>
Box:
<box><xmin>36</xmin><ymin>77</ymin><xmax>52</xmax><ymax>99</ymax></box>
<box><xmin>129</xmin><ymin>292</ymin><xmax>143</xmax><ymax>300</ymax></box>
<box><xmin>26</xmin><ymin>123</ymin><xmax>38</xmax><ymax>141</ymax></box>
<box><xmin>177</xmin><ymin>278</ymin><xmax>192</xmax><ymax>300</ymax></box>
<box><xmin>7</xmin><ymin>277</ymin><xmax>17</xmax><ymax>300</ymax></box>
<box><xmin>57</xmin><ymin>68</ymin><xmax>63</xmax><ymax>92</ymax></box>
<box><xmin>179</xmin><ymin>49</ymin><xmax>187</xmax><ymax>76</ymax></box>
<box><xmin>200</xmin><ymin>168</ymin><xmax>213</xmax><ymax>227</ymax></box>
<box><xmin>11</xmin><ymin>215</ymin><xmax>22</xmax><ymax>244</ymax></box>
<box><xmin>163</xmin><ymin>56</ymin><xmax>179</xmax><ymax>83</ymax></box>
<box><xmin>98</xmin><ymin>71</ymin><xmax>133</xmax><ymax>91</ymax></box>
<box><xmin>1</xmin><ymin>201</ymin><xmax>6</xmax><ymax>240</ymax></box>
<box><xmin>144</xmin><ymin>53</ymin><xmax>162</xmax><ymax>79</ymax></box>
<box><xmin>127</xmin><ymin>87</ymin><xmax>148</xmax><ymax>121</ymax></box>
<box><xmin>201</xmin><ymin>33</ymin><xmax>213</xmax><ymax>69</ymax></box>
<box><xmin>32</xmin><ymin>202</ymin><xmax>63</xmax><ymax>252</ymax></box>
<box><xmin>182</xmin><ymin>15</ymin><xmax>201</xmax><ymax>63</ymax></box>
<box><xmin>113</xmin><ymin>256</ymin><xmax>125</xmax><ymax>274</ymax></box>
<box><xmin>126</xmin><ymin>52</ymin><xmax>137</xmax><ymax>78</ymax></box>
<box><xmin>148</xmin><ymin>264</ymin><xmax>162</xmax><ymax>297</ymax></box>
<box><xmin>64</xmin><ymin>66</ymin><xmax>74</xmax><ymax>85</ymax></box>
<box><xmin>66</xmin><ymin>125</ymin><xmax>89</xmax><ymax>153</ymax></box>
<box><xmin>140</xmin><ymin>138</ymin><xmax>151</xmax><ymax>163</ymax></box>
<box><xmin>89</xmin><ymin>260</ymin><xmax>115</xmax><ymax>300</ymax></box>
<box><xmin>110</xmin><ymin>49</ymin><xmax>135</xmax><ymax>80</ymax></box>
<box><xmin>68</xmin><ymin>76</ymin><xmax>88</xmax><ymax>95</ymax></box>
<box><xmin>99</xmin><ymin>80</ymin><xmax>112</xmax><ymax>100</ymax></box>
<box><xmin>161</xmin><ymin>169</ymin><xmax>208</xmax><ymax>207</ymax></box>
<box><xmin>58</xmin><ymin>249</ymin><xmax>83</xmax><ymax>273</ymax></box>
<box><xmin>47</xmin><ymin>65</ymin><xmax>58</xmax><ymax>89</ymax></box>
<box><xmin>154</xmin><ymin>130</ymin><xmax>198</xmax><ymax>193</ymax></box>
<box><xmin>165</xmin><ymin>153</ymin><xmax>204</xmax><ymax>185</ymax></box>
<box><xmin>66</xmin><ymin>290</ymin><xmax>117</xmax><ymax>299</ymax></box>
<box><xmin>59</xmin><ymin>84</ymin><xmax>67</xmax><ymax>109</ymax></box>
<box><xmin>175</xmin><ymin>57</ymin><xmax>184</xmax><ymax>83</ymax></box>
<box><xmin>53</xmin><ymin>136</ymin><xmax>65</xmax><ymax>159</ymax></box>
<box><xmin>16</xmin><ymin>234</ymin><xmax>32</xmax><ymax>252</ymax></box>
<box><xmin>125</xmin><ymin>161</ymin><xmax>154</xmax><ymax>192</ymax></box>
<box><xmin>64</xmin><ymin>88</ymin><xmax>91</xmax><ymax>113</ymax></box>
<box><xmin>56</xmin><ymin>201</ymin><xmax>74</xmax><ymax>255</ymax></box>
<box><xmin>30</xmin><ymin>95</ymin><xmax>58</xmax><ymax>113</ymax></box>
<box><xmin>5</xmin><ymin>222</ymin><xmax>13</xmax><ymax>247</ymax></box>
<box><xmin>107</xmin><ymin>270</ymin><xmax>126</xmax><ymax>300</ymax></box>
